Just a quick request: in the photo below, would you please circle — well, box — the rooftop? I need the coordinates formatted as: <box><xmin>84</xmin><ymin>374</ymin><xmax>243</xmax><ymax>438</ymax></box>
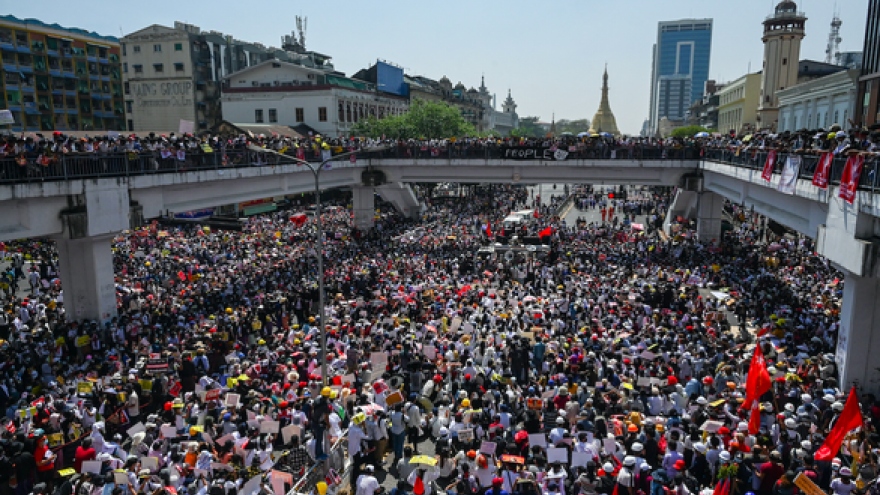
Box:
<box><xmin>0</xmin><ymin>14</ymin><xmax>119</xmax><ymax>44</ymax></box>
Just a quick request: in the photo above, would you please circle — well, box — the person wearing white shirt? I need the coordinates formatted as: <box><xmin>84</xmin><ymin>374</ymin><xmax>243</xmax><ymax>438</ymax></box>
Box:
<box><xmin>355</xmin><ymin>466</ymin><xmax>380</xmax><ymax>495</ymax></box>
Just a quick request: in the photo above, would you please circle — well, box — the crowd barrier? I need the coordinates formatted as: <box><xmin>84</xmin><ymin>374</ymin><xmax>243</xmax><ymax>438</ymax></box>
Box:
<box><xmin>290</xmin><ymin>429</ymin><xmax>349</xmax><ymax>495</ymax></box>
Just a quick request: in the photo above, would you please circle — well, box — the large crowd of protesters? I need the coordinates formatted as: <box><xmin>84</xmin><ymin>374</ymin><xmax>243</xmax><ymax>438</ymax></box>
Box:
<box><xmin>2</xmin><ymin>122</ymin><xmax>880</xmax><ymax>181</ymax></box>
<box><xmin>0</xmin><ymin>124</ymin><xmax>876</xmax><ymax>495</ymax></box>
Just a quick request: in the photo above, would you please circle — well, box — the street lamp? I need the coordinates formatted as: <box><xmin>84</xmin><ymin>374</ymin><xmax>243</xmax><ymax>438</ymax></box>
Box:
<box><xmin>247</xmin><ymin>144</ymin><xmax>387</xmax><ymax>384</ymax></box>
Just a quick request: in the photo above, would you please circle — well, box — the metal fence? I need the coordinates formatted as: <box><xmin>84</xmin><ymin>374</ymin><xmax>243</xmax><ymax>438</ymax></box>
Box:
<box><xmin>290</xmin><ymin>430</ymin><xmax>350</xmax><ymax>495</ymax></box>
<box><xmin>702</xmin><ymin>148</ymin><xmax>880</xmax><ymax>192</ymax></box>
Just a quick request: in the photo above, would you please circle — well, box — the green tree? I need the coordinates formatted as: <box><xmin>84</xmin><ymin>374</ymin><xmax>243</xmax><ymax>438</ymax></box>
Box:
<box><xmin>670</xmin><ymin>125</ymin><xmax>714</xmax><ymax>138</ymax></box>
<box><xmin>555</xmin><ymin>118</ymin><xmax>591</xmax><ymax>135</ymax></box>
<box><xmin>352</xmin><ymin>99</ymin><xmax>476</xmax><ymax>139</ymax></box>
<box><xmin>510</xmin><ymin>116</ymin><xmax>544</xmax><ymax>137</ymax></box>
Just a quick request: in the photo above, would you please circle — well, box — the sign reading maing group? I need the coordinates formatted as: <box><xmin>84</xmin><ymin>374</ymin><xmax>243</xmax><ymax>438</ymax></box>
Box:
<box><xmin>500</xmin><ymin>147</ymin><xmax>569</xmax><ymax>161</ymax></box>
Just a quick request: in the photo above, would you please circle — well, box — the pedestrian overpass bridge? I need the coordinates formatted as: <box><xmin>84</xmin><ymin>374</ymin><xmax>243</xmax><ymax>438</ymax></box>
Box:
<box><xmin>2</xmin><ymin>151</ymin><xmax>880</xmax><ymax>392</ymax></box>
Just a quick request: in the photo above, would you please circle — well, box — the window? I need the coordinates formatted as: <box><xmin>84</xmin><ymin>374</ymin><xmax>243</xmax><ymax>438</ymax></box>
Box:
<box><xmin>269</xmin><ymin>108</ymin><xmax>277</xmax><ymax>123</ymax></box>
<box><xmin>255</xmin><ymin>109</ymin><xmax>264</xmax><ymax>123</ymax></box>
<box><xmin>782</xmin><ymin>58</ymin><xmax>787</xmax><ymax>65</ymax></box>
<box><xmin>125</xmin><ymin>101</ymin><xmax>132</xmax><ymax>113</ymax></box>
<box><xmin>318</xmin><ymin>107</ymin><xmax>327</xmax><ymax>122</ymax></box>
<box><xmin>338</xmin><ymin>102</ymin><xmax>345</xmax><ymax>122</ymax></box>
<box><xmin>133</xmin><ymin>45</ymin><xmax>140</xmax><ymax>53</ymax></box>
<box><xmin>153</xmin><ymin>44</ymin><xmax>162</xmax><ymax>52</ymax></box>
<box><xmin>123</xmin><ymin>63</ymin><xmax>128</xmax><ymax>73</ymax></box>
<box><xmin>122</xmin><ymin>44</ymin><xmax>126</xmax><ymax>56</ymax></box>
<box><xmin>295</xmin><ymin>108</ymin><xmax>304</xmax><ymax>122</ymax></box>
<box><xmin>174</xmin><ymin>43</ymin><xmax>183</xmax><ymax>51</ymax></box>
<box><xmin>133</xmin><ymin>64</ymin><xmax>143</xmax><ymax>74</ymax></box>
<box><xmin>153</xmin><ymin>63</ymin><xmax>163</xmax><ymax>73</ymax></box>
<box><xmin>127</xmin><ymin>119</ymin><xmax>133</xmax><ymax>131</ymax></box>
<box><xmin>174</xmin><ymin>63</ymin><xmax>185</xmax><ymax>72</ymax></box>
<box><xmin>124</xmin><ymin>81</ymin><xmax>130</xmax><ymax>94</ymax></box>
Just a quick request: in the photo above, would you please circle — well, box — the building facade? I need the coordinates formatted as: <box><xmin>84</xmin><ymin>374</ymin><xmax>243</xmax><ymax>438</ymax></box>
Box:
<box><xmin>758</xmin><ymin>1</ymin><xmax>807</xmax><ymax>130</ymax></box>
<box><xmin>403</xmin><ymin>74</ymin><xmax>518</xmax><ymax>134</ymax></box>
<box><xmin>648</xmin><ymin>19</ymin><xmax>713</xmax><ymax>135</ymax></box>
<box><xmin>777</xmin><ymin>69</ymin><xmax>859</xmax><ymax>133</ymax></box>
<box><xmin>121</xmin><ymin>22</ymin><xmax>333</xmax><ymax>132</ymax></box>
<box><xmin>855</xmin><ymin>0</ymin><xmax>880</xmax><ymax>127</ymax></box>
<box><xmin>716</xmin><ymin>73</ymin><xmax>762</xmax><ymax>135</ymax></box>
<box><xmin>0</xmin><ymin>15</ymin><xmax>125</xmax><ymax>132</ymax></box>
<box><xmin>220</xmin><ymin>60</ymin><xmax>408</xmax><ymax>137</ymax></box>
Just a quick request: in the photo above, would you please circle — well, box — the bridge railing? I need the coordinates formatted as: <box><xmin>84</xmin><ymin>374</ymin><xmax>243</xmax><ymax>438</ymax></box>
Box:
<box><xmin>702</xmin><ymin>148</ymin><xmax>880</xmax><ymax>192</ymax></box>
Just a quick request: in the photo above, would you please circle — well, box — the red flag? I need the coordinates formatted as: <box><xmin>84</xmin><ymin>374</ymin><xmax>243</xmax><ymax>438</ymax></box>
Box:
<box><xmin>533</xmin><ymin>210</ymin><xmax>540</xmax><ymax>219</ymax></box>
<box><xmin>761</xmin><ymin>150</ymin><xmax>777</xmax><ymax>182</ymax></box>
<box><xmin>485</xmin><ymin>222</ymin><xmax>492</xmax><ymax>238</ymax></box>
<box><xmin>712</xmin><ymin>478</ymin><xmax>731</xmax><ymax>495</ymax></box>
<box><xmin>815</xmin><ymin>387</ymin><xmax>864</xmax><ymax>461</ymax></box>
<box><xmin>500</xmin><ymin>226</ymin><xmax>505</xmax><ymax>237</ymax></box>
<box><xmin>748</xmin><ymin>400</ymin><xmax>762</xmax><ymax>434</ymax></box>
<box><xmin>743</xmin><ymin>345</ymin><xmax>771</xmax><ymax>411</ymax></box>
<box><xmin>611</xmin><ymin>481</ymin><xmax>619</xmax><ymax>495</ymax></box>
<box><xmin>413</xmin><ymin>476</ymin><xmax>425</xmax><ymax>495</ymax></box>
<box><xmin>812</xmin><ymin>152</ymin><xmax>833</xmax><ymax>189</ymax></box>
<box><xmin>538</xmin><ymin>226</ymin><xmax>553</xmax><ymax>239</ymax></box>
<box><xmin>839</xmin><ymin>154</ymin><xmax>865</xmax><ymax>204</ymax></box>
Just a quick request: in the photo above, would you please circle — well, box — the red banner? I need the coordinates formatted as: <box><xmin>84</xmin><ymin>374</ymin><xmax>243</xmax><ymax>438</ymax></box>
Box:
<box><xmin>838</xmin><ymin>155</ymin><xmax>865</xmax><ymax>204</ymax></box>
<box><xmin>761</xmin><ymin>150</ymin><xmax>777</xmax><ymax>182</ymax></box>
<box><xmin>812</xmin><ymin>152</ymin><xmax>833</xmax><ymax>189</ymax></box>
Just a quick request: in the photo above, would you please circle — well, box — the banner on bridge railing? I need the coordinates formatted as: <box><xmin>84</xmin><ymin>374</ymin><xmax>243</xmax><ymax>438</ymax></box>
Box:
<box><xmin>500</xmin><ymin>147</ymin><xmax>569</xmax><ymax>161</ymax></box>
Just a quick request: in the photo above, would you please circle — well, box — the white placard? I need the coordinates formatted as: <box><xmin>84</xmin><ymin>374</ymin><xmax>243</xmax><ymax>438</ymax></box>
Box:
<box><xmin>178</xmin><ymin>119</ymin><xmax>195</xmax><ymax>135</ymax></box>
<box><xmin>0</xmin><ymin>109</ymin><xmax>14</xmax><ymax>124</ymax></box>
<box><xmin>260</xmin><ymin>420</ymin><xmax>280</xmax><ymax>434</ymax></box>
<box><xmin>528</xmin><ymin>433</ymin><xmax>547</xmax><ymax>448</ymax></box>
<box><xmin>161</xmin><ymin>425</ymin><xmax>177</xmax><ymax>438</ymax></box>
<box><xmin>114</xmin><ymin>472</ymin><xmax>130</xmax><ymax>485</ymax></box>
<box><xmin>547</xmin><ymin>447</ymin><xmax>568</xmax><ymax>463</ymax></box>
<box><xmin>271</xmin><ymin>470</ymin><xmax>294</xmax><ymax>495</ymax></box>
<box><xmin>127</xmin><ymin>422</ymin><xmax>146</xmax><ymax>438</ymax></box>
<box><xmin>603</xmin><ymin>438</ymin><xmax>617</xmax><ymax>454</ymax></box>
<box><xmin>81</xmin><ymin>460</ymin><xmax>103</xmax><ymax>474</ymax></box>
<box><xmin>701</xmin><ymin>420</ymin><xmax>724</xmax><ymax>433</ymax></box>
<box><xmin>226</xmin><ymin>393</ymin><xmax>240</xmax><ymax>407</ymax></box>
<box><xmin>480</xmin><ymin>441</ymin><xmax>497</xmax><ymax>455</ymax></box>
<box><xmin>458</xmin><ymin>428</ymin><xmax>474</xmax><ymax>443</ymax></box>
<box><xmin>240</xmin><ymin>475</ymin><xmax>262</xmax><ymax>495</ymax></box>
<box><xmin>572</xmin><ymin>452</ymin><xmax>591</xmax><ymax>467</ymax></box>
<box><xmin>141</xmin><ymin>457</ymin><xmax>159</xmax><ymax>471</ymax></box>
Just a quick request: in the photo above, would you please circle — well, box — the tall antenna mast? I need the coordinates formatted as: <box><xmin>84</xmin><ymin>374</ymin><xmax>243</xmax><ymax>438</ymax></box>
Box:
<box><xmin>295</xmin><ymin>16</ymin><xmax>307</xmax><ymax>50</ymax></box>
<box><xmin>825</xmin><ymin>6</ymin><xmax>842</xmax><ymax>64</ymax></box>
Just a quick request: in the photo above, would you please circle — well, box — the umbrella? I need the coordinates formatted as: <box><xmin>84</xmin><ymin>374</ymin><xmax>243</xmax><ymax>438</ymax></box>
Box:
<box><xmin>600</xmin><ymin>132</ymin><xmax>613</xmax><ymax>138</ymax></box>
<box><xmin>742</xmin><ymin>134</ymin><xmax>753</xmax><ymax>142</ymax></box>
<box><xmin>410</xmin><ymin>455</ymin><xmax>438</xmax><ymax>466</ymax></box>
<box><xmin>576</xmin><ymin>131</ymin><xmax>590</xmax><ymax>137</ymax></box>
<box><xmin>694</xmin><ymin>131</ymin><xmax>709</xmax><ymax>138</ymax></box>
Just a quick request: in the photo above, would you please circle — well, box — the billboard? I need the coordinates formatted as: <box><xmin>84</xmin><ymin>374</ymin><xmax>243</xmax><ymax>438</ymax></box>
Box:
<box><xmin>376</xmin><ymin>61</ymin><xmax>408</xmax><ymax>97</ymax></box>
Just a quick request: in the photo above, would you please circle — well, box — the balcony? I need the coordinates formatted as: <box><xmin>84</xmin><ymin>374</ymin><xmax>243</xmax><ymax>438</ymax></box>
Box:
<box><xmin>15</xmin><ymin>43</ymin><xmax>29</xmax><ymax>53</ymax></box>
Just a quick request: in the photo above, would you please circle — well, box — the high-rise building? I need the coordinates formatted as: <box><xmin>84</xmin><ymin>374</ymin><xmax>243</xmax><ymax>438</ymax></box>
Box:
<box><xmin>648</xmin><ymin>19</ymin><xmax>713</xmax><ymax>136</ymax></box>
<box><xmin>757</xmin><ymin>1</ymin><xmax>807</xmax><ymax>130</ymax></box>
<box><xmin>0</xmin><ymin>15</ymin><xmax>125</xmax><ymax>132</ymax></box>
<box><xmin>855</xmin><ymin>0</ymin><xmax>880</xmax><ymax>126</ymax></box>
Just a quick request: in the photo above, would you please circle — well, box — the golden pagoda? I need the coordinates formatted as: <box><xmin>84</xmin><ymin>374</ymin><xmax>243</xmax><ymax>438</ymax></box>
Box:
<box><xmin>588</xmin><ymin>66</ymin><xmax>620</xmax><ymax>136</ymax></box>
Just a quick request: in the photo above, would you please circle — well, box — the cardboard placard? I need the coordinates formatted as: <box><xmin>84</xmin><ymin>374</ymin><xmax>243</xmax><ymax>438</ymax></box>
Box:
<box><xmin>114</xmin><ymin>472</ymin><xmax>130</xmax><ymax>485</ymax></box>
<box><xmin>160</xmin><ymin>425</ymin><xmax>178</xmax><ymax>438</ymax></box>
<box><xmin>240</xmin><ymin>476</ymin><xmax>262</xmax><ymax>495</ymax></box>
<box><xmin>385</xmin><ymin>391</ymin><xmax>404</xmax><ymax>406</ymax></box>
<box><xmin>205</xmin><ymin>389</ymin><xmax>221</xmax><ymax>402</ymax></box>
<box><xmin>127</xmin><ymin>422</ymin><xmax>146</xmax><ymax>438</ymax></box>
<box><xmin>603</xmin><ymin>438</ymin><xmax>617</xmax><ymax>454</ymax></box>
<box><xmin>260</xmin><ymin>420</ymin><xmax>280</xmax><ymax>434</ymax></box>
<box><xmin>637</xmin><ymin>376</ymin><xmax>652</xmax><ymax>387</ymax></box>
<box><xmin>547</xmin><ymin>447</ymin><xmax>568</xmax><ymax>463</ymax></box>
<box><xmin>793</xmin><ymin>473</ymin><xmax>825</xmax><ymax>495</ymax></box>
<box><xmin>77</xmin><ymin>382</ymin><xmax>94</xmax><ymax>394</ymax></box>
<box><xmin>527</xmin><ymin>398</ymin><xmax>543</xmax><ymax>410</ymax></box>
<box><xmin>226</xmin><ymin>393</ymin><xmax>240</xmax><ymax>407</ymax></box>
<box><xmin>271</xmin><ymin>470</ymin><xmax>294</xmax><ymax>495</ymax></box>
<box><xmin>281</xmin><ymin>424</ymin><xmax>301</xmax><ymax>444</ymax></box>
<box><xmin>528</xmin><ymin>433</ymin><xmax>547</xmax><ymax>448</ymax></box>
<box><xmin>47</xmin><ymin>433</ymin><xmax>64</xmax><ymax>447</ymax></box>
<box><xmin>480</xmin><ymin>441</ymin><xmax>497</xmax><ymax>455</ymax></box>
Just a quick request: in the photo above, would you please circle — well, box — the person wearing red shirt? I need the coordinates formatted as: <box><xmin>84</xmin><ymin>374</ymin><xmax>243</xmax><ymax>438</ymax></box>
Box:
<box><xmin>33</xmin><ymin>432</ymin><xmax>57</xmax><ymax>490</ymax></box>
<box><xmin>74</xmin><ymin>437</ymin><xmax>97</xmax><ymax>473</ymax></box>
<box><xmin>552</xmin><ymin>388</ymin><xmax>570</xmax><ymax>410</ymax></box>
<box><xmin>757</xmin><ymin>451</ymin><xmax>785</xmax><ymax>495</ymax></box>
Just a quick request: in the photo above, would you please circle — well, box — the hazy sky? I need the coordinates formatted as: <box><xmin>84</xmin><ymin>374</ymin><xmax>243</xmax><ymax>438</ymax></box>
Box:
<box><xmin>11</xmin><ymin>0</ymin><xmax>869</xmax><ymax>134</ymax></box>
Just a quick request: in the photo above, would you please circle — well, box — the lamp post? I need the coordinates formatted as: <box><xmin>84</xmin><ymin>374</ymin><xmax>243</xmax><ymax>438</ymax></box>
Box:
<box><xmin>250</xmin><ymin>144</ymin><xmax>385</xmax><ymax>384</ymax></box>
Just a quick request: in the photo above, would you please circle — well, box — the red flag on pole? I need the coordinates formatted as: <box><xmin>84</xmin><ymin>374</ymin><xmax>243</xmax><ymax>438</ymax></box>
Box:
<box><xmin>812</xmin><ymin>152</ymin><xmax>833</xmax><ymax>189</ymax></box>
<box><xmin>538</xmin><ymin>226</ymin><xmax>553</xmax><ymax>239</ymax></box>
<box><xmin>533</xmin><ymin>210</ymin><xmax>540</xmax><ymax>219</ymax></box>
<box><xmin>839</xmin><ymin>154</ymin><xmax>865</xmax><ymax>204</ymax></box>
<box><xmin>761</xmin><ymin>150</ymin><xmax>777</xmax><ymax>182</ymax></box>
<box><xmin>743</xmin><ymin>345</ymin><xmax>771</xmax><ymax>407</ymax></box>
<box><xmin>815</xmin><ymin>387</ymin><xmax>864</xmax><ymax>461</ymax></box>
<box><xmin>485</xmin><ymin>222</ymin><xmax>492</xmax><ymax>238</ymax></box>
<box><xmin>748</xmin><ymin>400</ymin><xmax>762</xmax><ymax>434</ymax></box>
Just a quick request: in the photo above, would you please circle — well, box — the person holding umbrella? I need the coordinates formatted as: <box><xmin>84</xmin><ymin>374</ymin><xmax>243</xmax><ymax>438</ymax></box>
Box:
<box><xmin>408</xmin><ymin>457</ymin><xmax>440</xmax><ymax>495</ymax></box>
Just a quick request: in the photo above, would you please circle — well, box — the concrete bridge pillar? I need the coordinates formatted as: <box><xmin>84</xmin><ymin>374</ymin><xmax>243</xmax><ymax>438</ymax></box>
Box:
<box><xmin>55</xmin><ymin>234</ymin><xmax>117</xmax><ymax>322</ymax></box>
<box><xmin>836</xmin><ymin>272</ymin><xmax>880</xmax><ymax>392</ymax></box>
<box><xmin>696</xmin><ymin>191</ymin><xmax>724</xmax><ymax>243</ymax></box>
<box><xmin>351</xmin><ymin>185</ymin><xmax>375</xmax><ymax>231</ymax></box>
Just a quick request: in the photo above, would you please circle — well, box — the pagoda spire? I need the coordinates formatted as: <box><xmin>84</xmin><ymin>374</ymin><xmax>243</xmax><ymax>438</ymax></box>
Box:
<box><xmin>588</xmin><ymin>65</ymin><xmax>620</xmax><ymax>135</ymax></box>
